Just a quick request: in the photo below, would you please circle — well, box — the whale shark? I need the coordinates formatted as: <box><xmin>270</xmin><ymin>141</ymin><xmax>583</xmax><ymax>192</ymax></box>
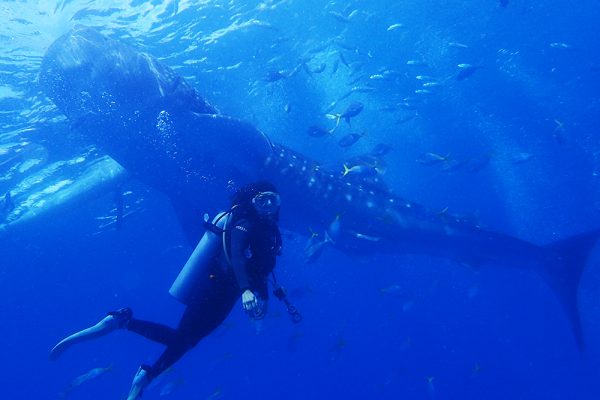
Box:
<box><xmin>37</xmin><ymin>25</ymin><xmax>598</xmax><ymax>349</ymax></box>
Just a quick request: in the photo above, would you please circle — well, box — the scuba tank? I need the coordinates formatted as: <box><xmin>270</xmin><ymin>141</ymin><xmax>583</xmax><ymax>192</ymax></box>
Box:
<box><xmin>169</xmin><ymin>211</ymin><xmax>230</xmax><ymax>304</ymax></box>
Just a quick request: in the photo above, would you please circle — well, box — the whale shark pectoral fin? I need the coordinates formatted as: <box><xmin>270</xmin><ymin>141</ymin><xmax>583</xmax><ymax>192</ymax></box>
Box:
<box><xmin>171</xmin><ymin>196</ymin><xmax>206</xmax><ymax>246</ymax></box>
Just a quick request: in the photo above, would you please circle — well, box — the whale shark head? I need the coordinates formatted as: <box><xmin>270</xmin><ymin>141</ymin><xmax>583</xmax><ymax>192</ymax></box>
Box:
<box><xmin>39</xmin><ymin>26</ymin><xmax>273</xmax><ymax>198</ymax></box>
<box><xmin>40</xmin><ymin>25</ymin><xmax>216</xmax><ymax>124</ymax></box>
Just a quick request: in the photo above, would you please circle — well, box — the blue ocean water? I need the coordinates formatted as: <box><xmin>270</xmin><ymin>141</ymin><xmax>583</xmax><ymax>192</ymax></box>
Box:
<box><xmin>1</xmin><ymin>0</ymin><xmax>600</xmax><ymax>399</ymax></box>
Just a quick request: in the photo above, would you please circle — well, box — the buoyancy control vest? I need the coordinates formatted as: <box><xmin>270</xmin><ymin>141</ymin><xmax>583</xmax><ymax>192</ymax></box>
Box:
<box><xmin>169</xmin><ymin>209</ymin><xmax>300</xmax><ymax>322</ymax></box>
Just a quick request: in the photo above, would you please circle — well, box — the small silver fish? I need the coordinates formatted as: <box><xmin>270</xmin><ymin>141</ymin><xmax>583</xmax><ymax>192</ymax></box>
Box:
<box><xmin>303</xmin><ymin>231</ymin><xmax>333</xmax><ymax>263</ymax></box>
<box><xmin>550</xmin><ymin>42</ymin><xmax>573</xmax><ymax>50</ymax></box>
<box><xmin>352</xmin><ymin>231</ymin><xmax>381</xmax><ymax>242</ymax></box>
<box><xmin>407</xmin><ymin>60</ymin><xmax>428</xmax><ymax>66</ymax></box>
<box><xmin>370</xmin><ymin>143</ymin><xmax>393</xmax><ymax>157</ymax></box>
<box><xmin>395</xmin><ymin>114</ymin><xmax>417</xmax><ymax>125</ymax></box>
<box><xmin>338</xmin><ymin>132</ymin><xmax>364</xmax><ymax>148</ymax></box>
<box><xmin>69</xmin><ymin>365</ymin><xmax>112</xmax><ymax>388</ymax></box>
<box><xmin>342</xmin><ymin>163</ymin><xmax>379</xmax><ymax>177</ymax></box>
<box><xmin>160</xmin><ymin>379</ymin><xmax>185</xmax><ymax>396</ymax></box>
<box><xmin>416</xmin><ymin>152</ymin><xmax>450</xmax><ymax>165</ymax></box>
<box><xmin>415</xmin><ymin>75</ymin><xmax>435</xmax><ymax>81</ymax></box>
<box><xmin>456</xmin><ymin>64</ymin><xmax>482</xmax><ymax>81</ymax></box>
<box><xmin>327</xmin><ymin>215</ymin><xmax>341</xmax><ymax>241</ymax></box>
<box><xmin>400</xmin><ymin>102</ymin><xmax>418</xmax><ymax>111</ymax></box>
<box><xmin>350</xmin><ymin>86</ymin><xmax>377</xmax><ymax>93</ymax></box>
<box><xmin>326</xmin><ymin>101</ymin><xmax>364</xmax><ymax>129</ymax></box>
<box><xmin>310</xmin><ymin>63</ymin><xmax>326</xmax><ymax>74</ymax></box>
<box><xmin>307</xmin><ymin>125</ymin><xmax>331</xmax><ymax>137</ymax></box>
<box><xmin>329</xmin><ymin>11</ymin><xmax>352</xmax><ymax>23</ymax></box>
<box><xmin>379</xmin><ymin>284</ymin><xmax>402</xmax><ymax>296</ymax></box>
<box><xmin>206</xmin><ymin>388</ymin><xmax>224</xmax><ymax>400</ymax></box>
<box><xmin>348</xmin><ymin>9</ymin><xmax>360</xmax><ymax>19</ymax></box>
<box><xmin>511</xmin><ymin>152</ymin><xmax>534</xmax><ymax>164</ymax></box>
<box><xmin>387</xmin><ymin>23</ymin><xmax>403</xmax><ymax>31</ymax></box>
<box><xmin>448</xmin><ymin>42</ymin><xmax>469</xmax><ymax>48</ymax></box>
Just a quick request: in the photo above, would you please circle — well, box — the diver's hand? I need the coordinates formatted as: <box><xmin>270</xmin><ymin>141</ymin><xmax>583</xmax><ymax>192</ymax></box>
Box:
<box><xmin>242</xmin><ymin>289</ymin><xmax>258</xmax><ymax>311</ymax></box>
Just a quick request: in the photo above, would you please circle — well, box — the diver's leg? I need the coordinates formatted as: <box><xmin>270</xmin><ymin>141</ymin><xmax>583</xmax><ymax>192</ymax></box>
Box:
<box><xmin>49</xmin><ymin>308</ymin><xmax>132</xmax><ymax>360</ymax></box>
<box><xmin>126</xmin><ymin>287</ymin><xmax>239</xmax><ymax>399</ymax></box>
<box><xmin>126</xmin><ymin>319</ymin><xmax>178</xmax><ymax>346</ymax></box>
<box><xmin>148</xmin><ymin>303</ymin><xmax>220</xmax><ymax>376</ymax></box>
<box><xmin>124</xmin><ymin>307</ymin><xmax>205</xmax><ymax>400</ymax></box>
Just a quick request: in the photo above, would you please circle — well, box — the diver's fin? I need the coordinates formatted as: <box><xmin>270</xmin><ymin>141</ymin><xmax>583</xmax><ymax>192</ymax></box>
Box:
<box><xmin>49</xmin><ymin>308</ymin><xmax>132</xmax><ymax>361</ymax></box>
<box><xmin>126</xmin><ymin>365</ymin><xmax>152</xmax><ymax>400</ymax></box>
<box><xmin>543</xmin><ymin>230</ymin><xmax>600</xmax><ymax>351</ymax></box>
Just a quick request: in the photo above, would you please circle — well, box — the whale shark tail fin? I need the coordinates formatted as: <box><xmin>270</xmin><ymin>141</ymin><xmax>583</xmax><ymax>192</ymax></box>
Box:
<box><xmin>543</xmin><ymin>230</ymin><xmax>600</xmax><ymax>351</ymax></box>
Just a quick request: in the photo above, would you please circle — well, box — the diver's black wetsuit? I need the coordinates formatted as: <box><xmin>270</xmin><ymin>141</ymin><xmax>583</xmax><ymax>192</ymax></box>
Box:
<box><xmin>126</xmin><ymin>215</ymin><xmax>281</xmax><ymax>378</ymax></box>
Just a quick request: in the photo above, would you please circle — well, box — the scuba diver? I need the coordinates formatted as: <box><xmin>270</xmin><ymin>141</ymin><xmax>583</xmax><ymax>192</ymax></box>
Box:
<box><xmin>49</xmin><ymin>181</ymin><xmax>301</xmax><ymax>399</ymax></box>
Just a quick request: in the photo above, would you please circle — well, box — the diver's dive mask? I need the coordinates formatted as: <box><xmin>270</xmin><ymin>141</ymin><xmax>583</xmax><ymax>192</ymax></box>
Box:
<box><xmin>252</xmin><ymin>191</ymin><xmax>281</xmax><ymax>215</ymax></box>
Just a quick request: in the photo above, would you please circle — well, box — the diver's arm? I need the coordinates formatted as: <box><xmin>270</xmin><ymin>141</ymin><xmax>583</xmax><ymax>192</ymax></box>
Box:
<box><xmin>230</xmin><ymin>222</ymin><xmax>260</xmax><ymax>312</ymax></box>
<box><xmin>229</xmin><ymin>220</ymin><xmax>253</xmax><ymax>293</ymax></box>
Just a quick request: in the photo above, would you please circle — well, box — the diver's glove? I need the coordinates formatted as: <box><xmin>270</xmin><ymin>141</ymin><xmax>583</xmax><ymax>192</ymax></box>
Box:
<box><xmin>242</xmin><ymin>289</ymin><xmax>258</xmax><ymax>311</ymax></box>
<box><xmin>242</xmin><ymin>289</ymin><xmax>267</xmax><ymax>320</ymax></box>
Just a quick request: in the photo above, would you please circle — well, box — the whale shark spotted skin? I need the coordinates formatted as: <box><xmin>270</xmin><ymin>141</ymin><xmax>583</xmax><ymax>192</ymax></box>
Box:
<box><xmin>38</xmin><ymin>25</ymin><xmax>597</xmax><ymax>349</ymax></box>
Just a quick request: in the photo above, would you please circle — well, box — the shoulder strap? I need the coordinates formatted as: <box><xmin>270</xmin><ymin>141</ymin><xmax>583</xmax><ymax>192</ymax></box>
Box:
<box><xmin>222</xmin><ymin>212</ymin><xmax>233</xmax><ymax>267</ymax></box>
